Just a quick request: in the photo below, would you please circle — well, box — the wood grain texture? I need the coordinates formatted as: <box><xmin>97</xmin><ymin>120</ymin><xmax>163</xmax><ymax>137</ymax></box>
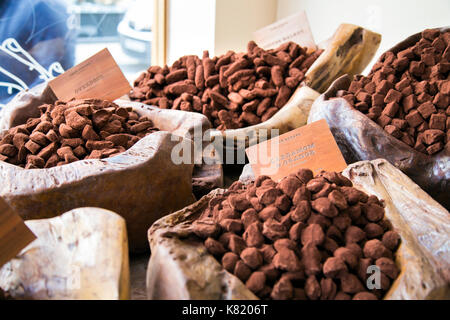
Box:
<box><xmin>147</xmin><ymin>160</ymin><xmax>449</xmax><ymax>300</ymax></box>
<box><xmin>305</xmin><ymin>23</ymin><xmax>381</xmax><ymax>93</ymax></box>
<box><xmin>0</xmin><ymin>198</ymin><xmax>35</xmax><ymax>268</ymax></box>
<box><xmin>0</xmin><ymin>207</ymin><xmax>129</xmax><ymax>300</ymax></box>
<box><xmin>246</xmin><ymin>119</ymin><xmax>347</xmax><ymax>181</ymax></box>
<box><xmin>49</xmin><ymin>49</ymin><xmax>131</xmax><ymax>102</ymax></box>
<box><xmin>152</xmin><ymin>0</ymin><xmax>167</xmax><ymax>67</ymax></box>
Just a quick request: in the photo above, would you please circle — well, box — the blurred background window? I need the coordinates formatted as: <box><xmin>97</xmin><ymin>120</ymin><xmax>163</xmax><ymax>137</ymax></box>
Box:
<box><xmin>69</xmin><ymin>0</ymin><xmax>153</xmax><ymax>79</ymax></box>
<box><xmin>0</xmin><ymin>0</ymin><xmax>154</xmax><ymax>106</ymax></box>
<box><xmin>0</xmin><ymin>0</ymin><xmax>75</xmax><ymax>105</ymax></box>
<box><xmin>1</xmin><ymin>0</ymin><xmax>448</xmax><ymax>107</ymax></box>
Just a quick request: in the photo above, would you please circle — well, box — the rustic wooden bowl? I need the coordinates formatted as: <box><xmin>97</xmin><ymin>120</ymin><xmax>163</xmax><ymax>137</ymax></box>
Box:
<box><xmin>307</xmin><ymin>29</ymin><xmax>449</xmax><ymax>210</ymax></box>
<box><xmin>0</xmin><ymin>207</ymin><xmax>129</xmax><ymax>300</ymax></box>
<box><xmin>1</xmin><ymin>84</ymin><xmax>224</xmax><ymax>199</ymax></box>
<box><xmin>125</xmin><ymin>24</ymin><xmax>381</xmax><ymax>152</ymax></box>
<box><xmin>146</xmin><ymin>159</ymin><xmax>449</xmax><ymax>300</ymax></box>
<box><xmin>308</xmin><ymin>76</ymin><xmax>450</xmax><ymax>210</ymax></box>
<box><xmin>208</xmin><ymin>23</ymin><xmax>381</xmax><ymax>150</ymax></box>
<box><xmin>0</xmin><ymin>89</ymin><xmax>219</xmax><ymax>251</ymax></box>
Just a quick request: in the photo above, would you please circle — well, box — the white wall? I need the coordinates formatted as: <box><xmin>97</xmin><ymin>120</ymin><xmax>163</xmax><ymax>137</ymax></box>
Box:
<box><xmin>166</xmin><ymin>0</ymin><xmax>216</xmax><ymax>64</ymax></box>
<box><xmin>276</xmin><ymin>0</ymin><xmax>450</xmax><ymax>73</ymax></box>
<box><xmin>167</xmin><ymin>0</ymin><xmax>449</xmax><ymax>67</ymax></box>
<box><xmin>166</xmin><ymin>0</ymin><xmax>277</xmax><ymax>63</ymax></box>
<box><xmin>214</xmin><ymin>0</ymin><xmax>278</xmax><ymax>56</ymax></box>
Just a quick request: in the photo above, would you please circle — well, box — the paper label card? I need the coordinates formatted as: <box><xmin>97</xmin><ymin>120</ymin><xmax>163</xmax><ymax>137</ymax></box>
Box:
<box><xmin>253</xmin><ymin>10</ymin><xmax>316</xmax><ymax>50</ymax></box>
<box><xmin>0</xmin><ymin>198</ymin><xmax>35</xmax><ymax>268</ymax></box>
<box><xmin>49</xmin><ymin>48</ymin><xmax>131</xmax><ymax>102</ymax></box>
<box><xmin>246</xmin><ymin>119</ymin><xmax>347</xmax><ymax>181</ymax></box>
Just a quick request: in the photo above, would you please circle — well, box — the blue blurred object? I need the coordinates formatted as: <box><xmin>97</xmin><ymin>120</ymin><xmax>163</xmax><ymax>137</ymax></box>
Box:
<box><xmin>0</xmin><ymin>0</ymin><xmax>75</xmax><ymax>106</ymax></box>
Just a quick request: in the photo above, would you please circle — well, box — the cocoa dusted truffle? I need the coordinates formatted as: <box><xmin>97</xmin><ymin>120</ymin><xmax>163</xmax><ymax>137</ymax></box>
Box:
<box><xmin>191</xmin><ymin>169</ymin><xmax>401</xmax><ymax>300</ymax></box>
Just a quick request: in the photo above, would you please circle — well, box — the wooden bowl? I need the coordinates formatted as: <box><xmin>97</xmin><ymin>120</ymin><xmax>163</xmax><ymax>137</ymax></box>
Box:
<box><xmin>0</xmin><ymin>207</ymin><xmax>129</xmax><ymax>300</ymax></box>
<box><xmin>307</xmin><ymin>29</ymin><xmax>450</xmax><ymax>210</ymax></box>
<box><xmin>146</xmin><ymin>159</ymin><xmax>449</xmax><ymax>299</ymax></box>
<box><xmin>0</xmin><ymin>89</ymin><xmax>218</xmax><ymax>251</ymax></box>
<box><xmin>126</xmin><ymin>24</ymin><xmax>381</xmax><ymax>152</ymax></box>
<box><xmin>208</xmin><ymin>23</ymin><xmax>381</xmax><ymax>151</ymax></box>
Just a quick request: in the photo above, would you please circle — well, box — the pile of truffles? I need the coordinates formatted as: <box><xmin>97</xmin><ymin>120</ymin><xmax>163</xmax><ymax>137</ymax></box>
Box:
<box><xmin>0</xmin><ymin>99</ymin><xmax>159</xmax><ymax>169</ymax></box>
<box><xmin>130</xmin><ymin>41</ymin><xmax>322</xmax><ymax>130</ymax></box>
<box><xmin>333</xmin><ymin>28</ymin><xmax>449</xmax><ymax>155</ymax></box>
<box><xmin>192</xmin><ymin>169</ymin><xmax>400</xmax><ymax>300</ymax></box>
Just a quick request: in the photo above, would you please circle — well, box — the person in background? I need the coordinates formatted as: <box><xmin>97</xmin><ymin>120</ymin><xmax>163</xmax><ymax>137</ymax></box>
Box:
<box><xmin>0</xmin><ymin>0</ymin><xmax>75</xmax><ymax>106</ymax></box>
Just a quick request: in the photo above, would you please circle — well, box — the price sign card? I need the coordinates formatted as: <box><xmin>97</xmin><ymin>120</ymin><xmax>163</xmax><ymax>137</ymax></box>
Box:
<box><xmin>49</xmin><ymin>48</ymin><xmax>131</xmax><ymax>102</ymax></box>
<box><xmin>246</xmin><ymin>119</ymin><xmax>347</xmax><ymax>181</ymax></box>
<box><xmin>0</xmin><ymin>198</ymin><xmax>35</xmax><ymax>268</ymax></box>
<box><xmin>253</xmin><ymin>10</ymin><xmax>316</xmax><ymax>50</ymax></box>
